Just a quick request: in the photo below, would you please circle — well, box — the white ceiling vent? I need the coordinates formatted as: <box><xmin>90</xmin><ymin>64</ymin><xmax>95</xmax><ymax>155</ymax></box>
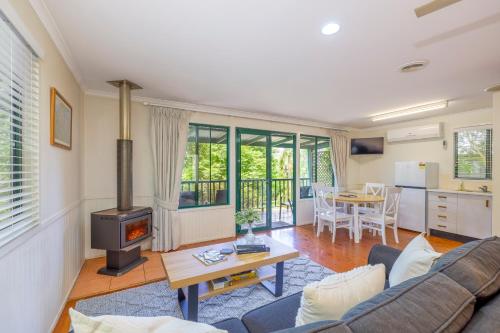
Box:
<box><xmin>399</xmin><ymin>61</ymin><xmax>428</xmax><ymax>73</ymax></box>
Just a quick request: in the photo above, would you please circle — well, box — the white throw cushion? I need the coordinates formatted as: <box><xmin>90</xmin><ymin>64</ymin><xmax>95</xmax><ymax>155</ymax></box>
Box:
<box><xmin>69</xmin><ymin>308</ymin><xmax>227</xmax><ymax>333</ymax></box>
<box><xmin>389</xmin><ymin>233</ymin><xmax>441</xmax><ymax>287</ymax></box>
<box><xmin>295</xmin><ymin>264</ymin><xmax>385</xmax><ymax>326</ymax></box>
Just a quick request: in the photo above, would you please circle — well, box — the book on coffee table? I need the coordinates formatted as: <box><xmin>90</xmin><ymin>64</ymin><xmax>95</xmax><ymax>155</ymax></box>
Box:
<box><xmin>193</xmin><ymin>249</ymin><xmax>227</xmax><ymax>266</ymax></box>
<box><xmin>233</xmin><ymin>243</ymin><xmax>270</xmax><ymax>254</ymax></box>
<box><xmin>210</xmin><ymin>276</ymin><xmax>232</xmax><ymax>290</ymax></box>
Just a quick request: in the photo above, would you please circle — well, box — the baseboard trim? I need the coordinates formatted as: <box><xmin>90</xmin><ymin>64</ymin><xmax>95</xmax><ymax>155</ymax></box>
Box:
<box><xmin>429</xmin><ymin>229</ymin><xmax>478</xmax><ymax>243</ymax></box>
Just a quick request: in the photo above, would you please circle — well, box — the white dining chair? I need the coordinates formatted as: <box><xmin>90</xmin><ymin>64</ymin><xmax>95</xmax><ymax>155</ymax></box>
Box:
<box><xmin>312</xmin><ymin>183</ymin><xmax>346</xmax><ymax>227</ymax></box>
<box><xmin>359</xmin><ymin>186</ymin><xmax>401</xmax><ymax>245</ymax></box>
<box><xmin>311</xmin><ymin>183</ymin><xmax>323</xmax><ymax>227</ymax></box>
<box><xmin>359</xmin><ymin>183</ymin><xmax>385</xmax><ymax>215</ymax></box>
<box><xmin>316</xmin><ymin>186</ymin><xmax>354</xmax><ymax>243</ymax></box>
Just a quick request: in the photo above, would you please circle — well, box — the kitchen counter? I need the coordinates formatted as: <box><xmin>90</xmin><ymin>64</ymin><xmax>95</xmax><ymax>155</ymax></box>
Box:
<box><xmin>427</xmin><ymin>188</ymin><xmax>493</xmax><ymax>197</ymax></box>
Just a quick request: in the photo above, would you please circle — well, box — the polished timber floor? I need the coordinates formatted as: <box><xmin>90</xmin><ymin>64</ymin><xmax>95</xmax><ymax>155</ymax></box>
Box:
<box><xmin>53</xmin><ymin>225</ymin><xmax>462</xmax><ymax>333</ymax></box>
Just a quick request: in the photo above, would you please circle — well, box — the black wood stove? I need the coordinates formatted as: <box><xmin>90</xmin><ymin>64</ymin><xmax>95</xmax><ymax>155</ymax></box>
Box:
<box><xmin>90</xmin><ymin>80</ymin><xmax>153</xmax><ymax>276</ymax></box>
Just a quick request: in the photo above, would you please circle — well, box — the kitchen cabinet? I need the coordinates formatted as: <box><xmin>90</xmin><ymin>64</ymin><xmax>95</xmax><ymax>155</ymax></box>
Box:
<box><xmin>456</xmin><ymin>194</ymin><xmax>492</xmax><ymax>239</ymax></box>
<box><xmin>427</xmin><ymin>190</ymin><xmax>492</xmax><ymax>239</ymax></box>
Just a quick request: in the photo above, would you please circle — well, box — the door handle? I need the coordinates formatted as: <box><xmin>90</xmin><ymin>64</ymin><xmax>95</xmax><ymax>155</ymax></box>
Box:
<box><xmin>437</xmin><ymin>205</ymin><xmax>447</xmax><ymax>209</ymax></box>
<box><xmin>437</xmin><ymin>215</ymin><xmax>447</xmax><ymax>219</ymax></box>
<box><xmin>486</xmin><ymin>200</ymin><xmax>489</xmax><ymax>208</ymax></box>
<box><xmin>438</xmin><ymin>195</ymin><xmax>447</xmax><ymax>199</ymax></box>
<box><xmin>437</xmin><ymin>224</ymin><xmax>447</xmax><ymax>228</ymax></box>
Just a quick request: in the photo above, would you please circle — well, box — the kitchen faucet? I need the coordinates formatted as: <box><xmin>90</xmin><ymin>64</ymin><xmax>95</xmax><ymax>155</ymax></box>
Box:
<box><xmin>478</xmin><ymin>185</ymin><xmax>489</xmax><ymax>193</ymax></box>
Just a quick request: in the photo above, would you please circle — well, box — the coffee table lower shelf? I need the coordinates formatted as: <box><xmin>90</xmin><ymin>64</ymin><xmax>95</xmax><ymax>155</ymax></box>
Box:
<box><xmin>177</xmin><ymin>262</ymin><xmax>284</xmax><ymax>321</ymax></box>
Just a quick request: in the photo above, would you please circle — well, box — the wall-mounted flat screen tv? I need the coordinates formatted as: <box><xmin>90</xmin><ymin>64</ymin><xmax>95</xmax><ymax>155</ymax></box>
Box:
<box><xmin>351</xmin><ymin>137</ymin><xmax>384</xmax><ymax>155</ymax></box>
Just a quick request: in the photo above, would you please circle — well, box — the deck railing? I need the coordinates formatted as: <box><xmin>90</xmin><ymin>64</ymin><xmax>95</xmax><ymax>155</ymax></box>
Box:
<box><xmin>179</xmin><ymin>178</ymin><xmax>311</xmax><ymax>209</ymax></box>
<box><xmin>180</xmin><ymin>180</ymin><xmax>227</xmax><ymax>206</ymax></box>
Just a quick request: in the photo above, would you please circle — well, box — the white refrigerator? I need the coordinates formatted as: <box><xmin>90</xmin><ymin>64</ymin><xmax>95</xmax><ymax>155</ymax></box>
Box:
<box><xmin>394</xmin><ymin>161</ymin><xmax>439</xmax><ymax>232</ymax></box>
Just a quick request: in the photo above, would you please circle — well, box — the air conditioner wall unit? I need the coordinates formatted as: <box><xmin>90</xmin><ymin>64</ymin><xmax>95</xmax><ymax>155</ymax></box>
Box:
<box><xmin>387</xmin><ymin>123</ymin><xmax>443</xmax><ymax>142</ymax></box>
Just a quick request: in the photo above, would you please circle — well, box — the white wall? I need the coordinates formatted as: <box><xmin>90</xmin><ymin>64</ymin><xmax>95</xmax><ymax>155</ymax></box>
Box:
<box><xmin>347</xmin><ymin>108</ymin><xmax>493</xmax><ymax>191</ymax></box>
<box><xmin>83</xmin><ymin>93</ymin><xmax>334</xmax><ymax>257</ymax></box>
<box><xmin>0</xmin><ymin>1</ymin><xmax>84</xmax><ymax>332</ymax></box>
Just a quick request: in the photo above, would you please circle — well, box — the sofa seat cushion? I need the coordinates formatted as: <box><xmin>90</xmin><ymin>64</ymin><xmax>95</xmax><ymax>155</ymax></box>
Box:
<box><xmin>341</xmin><ymin>272</ymin><xmax>476</xmax><ymax>333</ymax></box>
<box><xmin>212</xmin><ymin>318</ymin><xmax>249</xmax><ymax>333</ymax></box>
<box><xmin>242</xmin><ymin>292</ymin><xmax>302</xmax><ymax>333</ymax></box>
<box><xmin>462</xmin><ymin>292</ymin><xmax>500</xmax><ymax>332</ymax></box>
<box><xmin>430</xmin><ymin>236</ymin><xmax>500</xmax><ymax>299</ymax></box>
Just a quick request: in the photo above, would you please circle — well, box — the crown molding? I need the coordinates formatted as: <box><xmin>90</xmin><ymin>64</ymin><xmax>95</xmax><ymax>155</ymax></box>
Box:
<box><xmin>29</xmin><ymin>0</ymin><xmax>85</xmax><ymax>88</ymax></box>
<box><xmin>85</xmin><ymin>89</ymin><xmax>349</xmax><ymax>131</ymax></box>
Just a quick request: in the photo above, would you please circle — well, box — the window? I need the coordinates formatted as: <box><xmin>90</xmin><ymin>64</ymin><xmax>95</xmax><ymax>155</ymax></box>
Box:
<box><xmin>454</xmin><ymin>127</ymin><xmax>492</xmax><ymax>180</ymax></box>
<box><xmin>0</xmin><ymin>13</ymin><xmax>40</xmax><ymax>247</ymax></box>
<box><xmin>299</xmin><ymin>135</ymin><xmax>334</xmax><ymax>198</ymax></box>
<box><xmin>179</xmin><ymin>124</ymin><xmax>229</xmax><ymax>208</ymax></box>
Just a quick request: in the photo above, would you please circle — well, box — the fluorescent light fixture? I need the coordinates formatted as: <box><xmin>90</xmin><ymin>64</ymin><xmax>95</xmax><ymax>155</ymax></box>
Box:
<box><xmin>322</xmin><ymin>23</ymin><xmax>340</xmax><ymax>35</ymax></box>
<box><xmin>371</xmin><ymin>100</ymin><xmax>448</xmax><ymax>122</ymax></box>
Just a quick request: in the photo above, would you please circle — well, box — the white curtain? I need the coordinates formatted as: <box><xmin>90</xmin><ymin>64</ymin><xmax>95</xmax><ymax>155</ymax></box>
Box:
<box><xmin>150</xmin><ymin>106</ymin><xmax>191</xmax><ymax>251</ymax></box>
<box><xmin>330</xmin><ymin>132</ymin><xmax>349</xmax><ymax>189</ymax></box>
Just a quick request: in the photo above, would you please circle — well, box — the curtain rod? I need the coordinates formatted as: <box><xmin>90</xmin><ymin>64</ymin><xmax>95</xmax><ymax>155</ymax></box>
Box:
<box><xmin>143</xmin><ymin>101</ymin><xmax>348</xmax><ymax>132</ymax></box>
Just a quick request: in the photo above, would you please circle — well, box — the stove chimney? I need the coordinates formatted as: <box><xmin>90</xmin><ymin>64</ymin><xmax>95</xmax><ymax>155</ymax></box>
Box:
<box><xmin>107</xmin><ymin>80</ymin><xmax>142</xmax><ymax>211</ymax></box>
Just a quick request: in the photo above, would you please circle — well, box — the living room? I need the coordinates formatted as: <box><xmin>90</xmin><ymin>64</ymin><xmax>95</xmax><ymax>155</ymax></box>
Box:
<box><xmin>1</xmin><ymin>1</ymin><xmax>500</xmax><ymax>332</ymax></box>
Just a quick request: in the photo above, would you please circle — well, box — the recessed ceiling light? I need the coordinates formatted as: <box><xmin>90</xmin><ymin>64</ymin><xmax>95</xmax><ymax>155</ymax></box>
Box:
<box><xmin>322</xmin><ymin>23</ymin><xmax>340</xmax><ymax>35</ymax></box>
<box><xmin>399</xmin><ymin>60</ymin><xmax>429</xmax><ymax>73</ymax></box>
<box><xmin>371</xmin><ymin>100</ymin><xmax>448</xmax><ymax>122</ymax></box>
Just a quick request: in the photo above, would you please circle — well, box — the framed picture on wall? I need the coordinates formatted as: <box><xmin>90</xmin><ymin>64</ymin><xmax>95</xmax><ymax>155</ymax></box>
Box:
<box><xmin>50</xmin><ymin>87</ymin><xmax>72</xmax><ymax>150</ymax></box>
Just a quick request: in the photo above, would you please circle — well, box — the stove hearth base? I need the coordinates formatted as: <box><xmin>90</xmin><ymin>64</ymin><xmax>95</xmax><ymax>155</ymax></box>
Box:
<box><xmin>97</xmin><ymin>246</ymin><xmax>148</xmax><ymax>277</ymax></box>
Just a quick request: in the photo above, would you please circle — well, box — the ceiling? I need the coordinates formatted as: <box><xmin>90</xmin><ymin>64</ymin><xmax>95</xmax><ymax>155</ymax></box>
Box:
<box><xmin>39</xmin><ymin>0</ymin><xmax>500</xmax><ymax>128</ymax></box>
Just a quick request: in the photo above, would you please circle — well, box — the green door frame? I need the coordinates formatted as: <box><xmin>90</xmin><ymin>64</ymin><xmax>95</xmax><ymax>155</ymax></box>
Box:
<box><xmin>236</xmin><ymin>127</ymin><xmax>296</xmax><ymax>233</ymax></box>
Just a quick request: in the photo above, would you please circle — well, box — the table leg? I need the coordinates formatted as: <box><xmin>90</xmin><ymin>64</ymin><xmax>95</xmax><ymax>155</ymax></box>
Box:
<box><xmin>353</xmin><ymin>203</ymin><xmax>360</xmax><ymax>243</ymax></box>
<box><xmin>261</xmin><ymin>261</ymin><xmax>284</xmax><ymax>297</ymax></box>
<box><xmin>178</xmin><ymin>284</ymin><xmax>199</xmax><ymax>321</ymax></box>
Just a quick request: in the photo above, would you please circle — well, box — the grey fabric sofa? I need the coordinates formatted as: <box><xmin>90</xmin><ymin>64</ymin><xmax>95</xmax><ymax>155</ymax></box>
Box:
<box><xmin>213</xmin><ymin>236</ymin><xmax>500</xmax><ymax>333</ymax></box>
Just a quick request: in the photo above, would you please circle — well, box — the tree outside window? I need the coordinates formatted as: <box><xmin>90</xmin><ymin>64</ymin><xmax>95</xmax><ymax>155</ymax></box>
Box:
<box><xmin>299</xmin><ymin>135</ymin><xmax>334</xmax><ymax>198</ymax></box>
<box><xmin>179</xmin><ymin>124</ymin><xmax>229</xmax><ymax>208</ymax></box>
<box><xmin>454</xmin><ymin>127</ymin><xmax>492</xmax><ymax>180</ymax></box>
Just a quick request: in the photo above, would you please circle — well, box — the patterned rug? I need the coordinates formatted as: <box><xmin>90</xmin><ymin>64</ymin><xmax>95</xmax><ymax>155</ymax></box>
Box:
<box><xmin>75</xmin><ymin>256</ymin><xmax>333</xmax><ymax>324</ymax></box>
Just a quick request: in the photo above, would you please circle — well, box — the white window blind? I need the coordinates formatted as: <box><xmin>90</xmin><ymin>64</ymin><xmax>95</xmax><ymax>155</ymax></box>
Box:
<box><xmin>454</xmin><ymin>126</ymin><xmax>492</xmax><ymax>180</ymax></box>
<box><xmin>0</xmin><ymin>12</ymin><xmax>40</xmax><ymax>247</ymax></box>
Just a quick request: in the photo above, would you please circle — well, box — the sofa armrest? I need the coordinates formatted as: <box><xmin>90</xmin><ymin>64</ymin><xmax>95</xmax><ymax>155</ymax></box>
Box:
<box><xmin>367</xmin><ymin>244</ymin><xmax>401</xmax><ymax>279</ymax></box>
<box><xmin>241</xmin><ymin>292</ymin><xmax>302</xmax><ymax>333</ymax></box>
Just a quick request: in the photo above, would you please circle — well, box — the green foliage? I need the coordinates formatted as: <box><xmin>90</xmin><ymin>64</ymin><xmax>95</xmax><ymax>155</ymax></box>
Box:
<box><xmin>235</xmin><ymin>208</ymin><xmax>261</xmax><ymax>226</ymax></box>
<box><xmin>240</xmin><ymin>145</ymin><xmax>266</xmax><ymax>179</ymax></box>
<box><xmin>455</xmin><ymin>129</ymin><xmax>492</xmax><ymax>179</ymax></box>
<box><xmin>181</xmin><ymin>126</ymin><xmax>228</xmax><ymax>182</ymax></box>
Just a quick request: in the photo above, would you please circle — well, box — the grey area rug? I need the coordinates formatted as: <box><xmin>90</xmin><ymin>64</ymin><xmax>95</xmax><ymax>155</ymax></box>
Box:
<box><xmin>75</xmin><ymin>256</ymin><xmax>333</xmax><ymax>324</ymax></box>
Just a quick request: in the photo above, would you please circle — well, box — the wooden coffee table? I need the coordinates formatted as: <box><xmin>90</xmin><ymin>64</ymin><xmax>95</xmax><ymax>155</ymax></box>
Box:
<box><xmin>161</xmin><ymin>235</ymin><xmax>299</xmax><ymax>321</ymax></box>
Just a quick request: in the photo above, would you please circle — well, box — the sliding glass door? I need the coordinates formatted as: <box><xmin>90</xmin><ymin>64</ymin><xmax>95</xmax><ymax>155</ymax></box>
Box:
<box><xmin>236</xmin><ymin>128</ymin><xmax>296</xmax><ymax>231</ymax></box>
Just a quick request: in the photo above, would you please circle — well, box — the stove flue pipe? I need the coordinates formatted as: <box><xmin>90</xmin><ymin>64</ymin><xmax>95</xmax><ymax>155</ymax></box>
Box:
<box><xmin>107</xmin><ymin>80</ymin><xmax>142</xmax><ymax>211</ymax></box>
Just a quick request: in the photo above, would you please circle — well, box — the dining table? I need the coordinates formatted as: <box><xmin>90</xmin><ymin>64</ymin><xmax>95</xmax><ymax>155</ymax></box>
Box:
<box><xmin>334</xmin><ymin>193</ymin><xmax>385</xmax><ymax>243</ymax></box>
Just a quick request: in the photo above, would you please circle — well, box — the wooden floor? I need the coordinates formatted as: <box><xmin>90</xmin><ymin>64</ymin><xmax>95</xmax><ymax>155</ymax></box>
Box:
<box><xmin>53</xmin><ymin>225</ymin><xmax>461</xmax><ymax>332</ymax></box>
